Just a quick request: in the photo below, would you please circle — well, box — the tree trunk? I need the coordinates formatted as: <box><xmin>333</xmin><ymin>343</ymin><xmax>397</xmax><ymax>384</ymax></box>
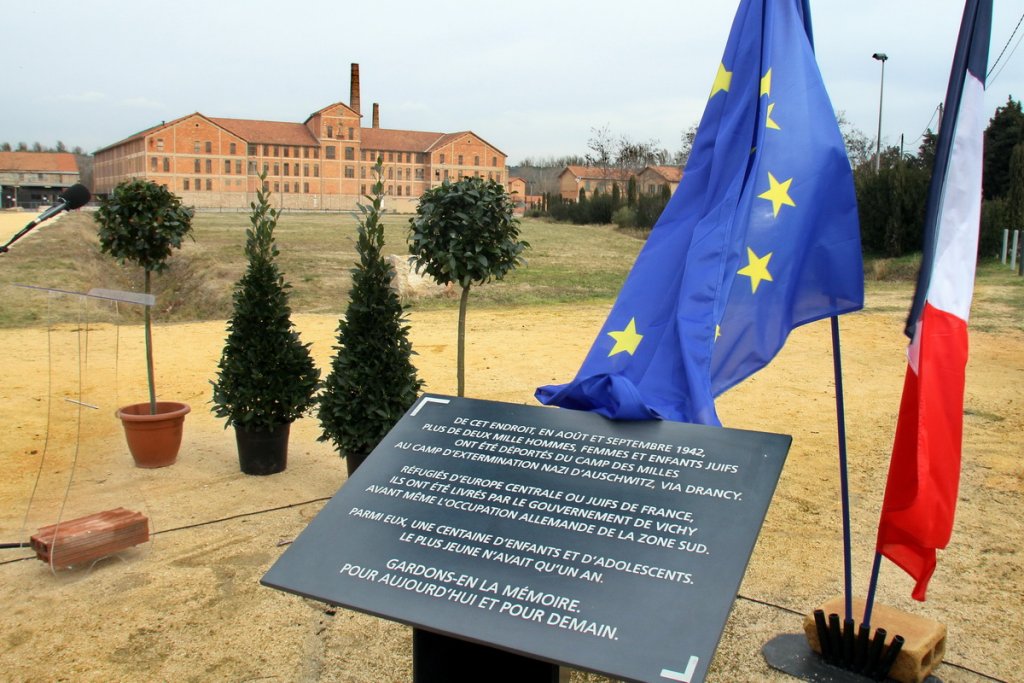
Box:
<box><xmin>144</xmin><ymin>270</ymin><xmax>157</xmax><ymax>414</ymax></box>
<box><xmin>457</xmin><ymin>284</ymin><xmax>470</xmax><ymax>397</ymax></box>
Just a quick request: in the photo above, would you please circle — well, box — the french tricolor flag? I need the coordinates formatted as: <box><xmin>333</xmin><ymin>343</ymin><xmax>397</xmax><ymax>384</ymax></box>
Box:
<box><xmin>875</xmin><ymin>0</ymin><xmax>992</xmax><ymax>602</ymax></box>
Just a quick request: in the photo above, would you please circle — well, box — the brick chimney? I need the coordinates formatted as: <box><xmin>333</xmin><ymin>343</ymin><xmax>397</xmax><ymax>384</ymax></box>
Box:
<box><xmin>372</xmin><ymin>103</ymin><xmax>380</xmax><ymax>128</ymax></box>
<box><xmin>349</xmin><ymin>63</ymin><xmax>361</xmax><ymax>115</ymax></box>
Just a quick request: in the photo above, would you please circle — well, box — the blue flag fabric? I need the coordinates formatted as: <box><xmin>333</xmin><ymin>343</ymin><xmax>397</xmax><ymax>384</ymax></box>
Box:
<box><xmin>536</xmin><ymin>0</ymin><xmax>864</xmax><ymax>426</ymax></box>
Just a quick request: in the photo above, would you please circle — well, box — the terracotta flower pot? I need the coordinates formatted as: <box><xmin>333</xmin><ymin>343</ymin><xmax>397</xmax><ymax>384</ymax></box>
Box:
<box><xmin>116</xmin><ymin>401</ymin><xmax>190</xmax><ymax>468</ymax></box>
<box><xmin>234</xmin><ymin>422</ymin><xmax>290</xmax><ymax>476</ymax></box>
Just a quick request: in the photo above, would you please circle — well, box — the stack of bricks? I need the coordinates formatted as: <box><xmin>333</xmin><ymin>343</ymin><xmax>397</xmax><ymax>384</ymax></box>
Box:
<box><xmin>30</xmin><ymin>508</ymin><xmax>149</xmax><ymax>568</ymax></box>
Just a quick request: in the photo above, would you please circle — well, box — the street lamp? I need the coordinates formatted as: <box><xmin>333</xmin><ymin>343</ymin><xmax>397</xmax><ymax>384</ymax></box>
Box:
<box><xmin>872</xmin><ymin>52</ymin><xmax>888</xmax><ymax>173</ymax></box>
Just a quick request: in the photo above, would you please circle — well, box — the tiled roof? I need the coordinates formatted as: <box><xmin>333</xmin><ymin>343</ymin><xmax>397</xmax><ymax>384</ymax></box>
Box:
<box><xmin>0</xmin><ymin>152</ymin><xmax>79</xmax><ymax>173</ymax></box>
<box><xmin>642</xmin><ymin>165</ymin><xmax>683</xmax><ymax>182</ymax></box>
<box><xmin>560</xmin><ymin>165</ymin><xmax>633</xmax><ymax>182</ymax></box>
<box><xmin>210</xmin><ymin>118</ymin><xmax>319</xmax><ymax>146</ymax></box>
<box><xmin>361</xmin><ymin>128</ymin><xmax>446</xmax><ymax>152</ymax></box>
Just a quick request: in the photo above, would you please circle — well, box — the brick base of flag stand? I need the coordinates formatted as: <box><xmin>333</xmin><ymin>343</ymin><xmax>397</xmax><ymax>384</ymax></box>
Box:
<box><xmin>412</xmin><ymin>629</ymin><xmax>564</xmax><ymax>683</ymax></box>
<box><xmin>763</xmin><ymin>597</ymin><xmax>946</xmax><ymax>683</ymax></box>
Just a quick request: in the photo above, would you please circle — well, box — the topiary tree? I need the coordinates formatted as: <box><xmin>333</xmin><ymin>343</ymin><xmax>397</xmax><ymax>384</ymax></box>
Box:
<box><xmin>409</xmin><ymin>176</ymin><xmax>528</xmax><ymax>397</ymax></box>
<box><xmin>96</xmin><ymin>179</ymin><xmax>193</xmax><ymax>414</ymax></box>
<box><xmin>319</xmin><ymin>159</ymin><xmax>423</xmax><ymax>473</ymax></box>
<box><xmin>211</xmin><ymin>176</ymin><xmax>320</xmax><ymax>436</ymax></box>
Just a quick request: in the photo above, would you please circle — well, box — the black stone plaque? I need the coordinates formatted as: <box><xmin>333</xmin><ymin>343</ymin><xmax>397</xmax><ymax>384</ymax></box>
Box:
<box><xmin>262</xmin><ymin>394</ymin><xmax>791</xmax><ymax>683</ymax></box>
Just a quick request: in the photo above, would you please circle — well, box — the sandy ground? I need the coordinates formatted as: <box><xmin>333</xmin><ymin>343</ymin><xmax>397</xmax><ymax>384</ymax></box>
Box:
<box><xmin>0</xmin><ymin>210</ymin><xmax>1021</xmax><ymax>682</ymax></box>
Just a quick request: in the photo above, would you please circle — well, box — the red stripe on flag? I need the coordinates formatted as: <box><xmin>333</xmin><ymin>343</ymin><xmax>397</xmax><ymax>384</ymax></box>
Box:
<box><xmin>876</xmin><ymin>302</ymin><xmax>967</xmax><ymax>601</ymax></box>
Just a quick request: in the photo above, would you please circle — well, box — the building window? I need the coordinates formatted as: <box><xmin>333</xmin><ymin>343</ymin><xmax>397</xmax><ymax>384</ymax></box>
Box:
<box><xmin>284</xmin><ymin>163</ymin><xmax>290</xmax><ymax>176</ymax></box>
<box><xmin>235</xmin><ymin>160</ymin><xmax>242</xmax><ymax>174</ymax></box>
<box><xmin>194</xmin><ymin>141</ymin><xmax>201</xmax><ymax>153</ymax></box>
<box><xmin>406</xmin><ymin>185</ymin><xmax>411</xmax><ymax>197</ymax></box>
<box><xmin>206</xmin><ymin>159</ymin><xmax>212</xmax><ymax>173</ymax></box>
<box><xmin>183</xmin><ymin>179</ymin><xmax>190</xmax><ymax>190</ymax></box>
<box><xmin>344</xmin><ymin>166</ymin><xmax>354</xmax><ymax>178</ymax></box>
<box><xmin>150</xmin><ymin>157</ymin><xmax>157</xmax><ymax>171</ymax></box>
<box><xmin>205</xmin><ymin>141</ymin><xmax>212</xmax><ymax>153</ymax></box>
<box><xmin>303</xmin><ymin>148</ymin><xmax>310</xmax><ymax>159</ymax></box>
<box><xmin>303</xmin><ymin>164</ymin><xmax>309</xmax><ymax>177</ymax></box>
<box><xmin>492</xmin><ymin>156</ymin><xmax>498</xmax><ymax>166</ymax></box>
<box><xmin>294</xmin><ymin>182</ymin><xmax>299</xmax><ymax>193</ymax></box>
<box><xmin>303</xmin><ymin>182</ymin><xmax>309</xmax><ymax>193</ymax></box>
<box><xmin>313</xmin><ymin>148</ymin><xmax>320</xmax><ymax>159</ymax></box>
<box><xmin>248</xmin><ymin>144</ymin><xmax>257</xmax><ymax>155</ymax></box>
<box><xmin>163</xmin><ymin>158</ymin><xmax>170</xmax><ymax>172</ymax></box>
<box><xmin>439</xmin><ymin>153</ymin><xmax>445</xmax><ymax>164</ymax></box>
<box><xmin>274</xmin><ymin>182</ymin><xmax>279</xmax><ymax>192</ymax></box>
<box><xmin>397</xmin><ymin>186</ymin><xmax>402</xmax><ymax>197</ymax></box>
<box><xmin>283</xmin><ymin>183</ymin><xmax>289</xmax><ymax>193</ymax></box>
<box><xmin>263</xmin><ymin>145</ymin><xmax>270</xmax><ymax>155</ymax></box>
<box><xmin>326</xmin><ymin>125</ymin><xmax>333</xmax><ymax>138</ymax></box>
<box><xmin>313</xmin><ymin>164</ymin><xmax>320</xmax><ymax>177</ymax></box>
<box><xmin>283</xmin><ymin>147</ymin><xmax>290</xmax><ymax>158</ymax></box>
<box><xmin>458</xmin><ymin>155</ymin><xmax>464</xmax><ymax>165</ymax></box>
<box><xmin>388</xmin><ymin>168</ymin><xmax>393</xmax><ymax>180</ymax></box>
<box><xmin>196</xmin><ymin>177</ymin><xmax>202</xmax><ymax>189</ymax></box>
<box><xmin>474</xmin><ymin>156</ymin><xmax>480</xmax><ymax>166</ymax></box>
<box><xmin>293</xmin><ymin>147</ymin><xmax>299</xmax><ymax>157</ymax></box>
<box><xmin>206</xmin><ymin>179</ymin><xmax>212</xmax><ymax>190</ymax></box>
<box><xmin>415</xmin><ymin>169</ymin><xmax>424</xmax><ymax>180</ymax></box>
<box><xmin>249</xmin><ymin>161</ymin><xmax>257</xmax><ymax>174</ymax></box>
<box><xmin>194</xmin><ymin>159</ymin><xmax>201</xmax><ymax>173</ymax></box>
<box><xmin>156</xmin><ymin>139</ymin><xmax>165</xmax><ymax>151</ymax></box>
<box><xmin>274</xmin><ymin>163</ymin><xmax>280</xmax><ymax>175</ymax></box>
<box><xmin>361</xmin><ymin>184</ymin><xmax>367</xmax><ymax>195</ymax></box>
<box><xmin>348</xmin><ymin>127</ymin><xmax>354</xmax><ymax>140</ymax></box>
<box><xmin>263</xmin><ymin>182</ymin><xmax>269</xmax><ymax>192</ymax></box>
<box><xmin>345</xmin><ymin>147</ymin><xmax>354</xmax><ymax>160</ymax></box>
<box><xmin>405</xmin><ymin>168</ymin><xmax>411</xmax><ymax>180</ymax></box>
<box><xmin>262</xmin><ymin>162</ymin><xmax>269</xmax><ymax>174</ymax></box>
<box><xmin>387</xmin><ymin>185</ymin><xmax>393</xmax><ymax>195</ymax></box>
<box><xmin>360</xmin><ymin>167</ymin><xmax>366</xmax><ymax>179</ymax></box>
<box><xmin>388</xmin><ymin>152</ymin><xmax>394</xmax><ymax>162</ymax></box>
<box><xmin>274</xmin><ymin>146</ymin><xmax>280</xmax><ymax>156</ymax></box>
<box><xmin>325</xmin><ymin>146</ymin><xmax>336</xmax><ymax>159</ymax></box>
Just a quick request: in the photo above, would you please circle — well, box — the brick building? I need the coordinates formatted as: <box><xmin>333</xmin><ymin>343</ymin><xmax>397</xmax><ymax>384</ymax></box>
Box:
<box><xmin>0</xmin><ymin>152</ymin><xmax>81</xmax><ymax>209</ymax></box>
<box><xmin>558</xmin><ymin>164</ymin><xmax>682</xmax><ymax>201</ymax></box>
<box><xmin>93</xmin><ymin>65</ymin><xmax>508</xmax><ymax>212</ymax></box>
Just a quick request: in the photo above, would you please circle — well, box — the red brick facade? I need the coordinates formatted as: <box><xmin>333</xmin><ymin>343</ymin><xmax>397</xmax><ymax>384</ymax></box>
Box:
<box><xmin>93</xmin><ymin>65</ymin><xmax>508</xmax><ymax>211</ymax></box>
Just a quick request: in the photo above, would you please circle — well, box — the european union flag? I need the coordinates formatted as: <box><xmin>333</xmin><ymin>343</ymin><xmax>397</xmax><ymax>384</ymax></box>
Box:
<box><xmin>536</xmin><ymin>0</ymin><xmax>864</xmax><ymax>426</ymax></box>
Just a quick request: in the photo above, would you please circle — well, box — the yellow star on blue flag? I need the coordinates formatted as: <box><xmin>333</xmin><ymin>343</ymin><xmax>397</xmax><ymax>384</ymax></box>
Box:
<box><xmin>537</xmin><ymin>0</ymin><xmax>864</xmax><ymax>425</ymax></box>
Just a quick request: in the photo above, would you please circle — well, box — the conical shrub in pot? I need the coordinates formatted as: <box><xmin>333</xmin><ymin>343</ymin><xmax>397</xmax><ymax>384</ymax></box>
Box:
<box><xmin>318</xmin><ymin>159</ymin><xmax>423</xmax><ymax>475</ymax></box>
<box><xmin>211</xmin><ymin>176</ymin><xmax>320</xmax><ymax>475</ymax></box>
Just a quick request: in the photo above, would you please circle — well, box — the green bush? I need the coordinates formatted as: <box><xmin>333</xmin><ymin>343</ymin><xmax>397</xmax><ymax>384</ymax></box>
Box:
<box><xmin>211</xmin><ymin>179</ymin><xmax>320</xmax><ymax>432</ymax></box>
<box><xmin>612</xmin><ymin>206</ymin><xmax>637</xmax><ymax>229</ymax></box>
<box><xmin>318</xmin><ymin>160</ymin><xmax>423</xmax><ymax>466</ymax></box>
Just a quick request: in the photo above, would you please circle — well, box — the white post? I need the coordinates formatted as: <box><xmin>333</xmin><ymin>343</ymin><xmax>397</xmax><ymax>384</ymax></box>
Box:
<box><xmin>1002</xmin><ymin>229</ymin><xmax>1009</xmax><ymax>264</ymax></box>
<box><xmin>1012</xmin><ymin>230</ymin><xmax>1020</xmax><ymax>272</ymax></box>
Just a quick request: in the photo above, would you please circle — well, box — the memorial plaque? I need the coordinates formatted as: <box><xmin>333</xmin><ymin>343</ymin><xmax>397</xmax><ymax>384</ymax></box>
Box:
<box><xmin>262</xmin><ymin>394</ymin><xmax>791</xmax><ymax>683</ymax></box>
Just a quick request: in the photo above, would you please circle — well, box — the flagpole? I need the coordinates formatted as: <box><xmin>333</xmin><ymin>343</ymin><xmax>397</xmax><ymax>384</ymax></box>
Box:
<box><xmin>830</xmin><ymin>315</ymin><xmax>854</xmax><ymax>622</ymax></box>
<box><xmin>863</xmin><ymin>551</ymin><xmax>883</xmax><ymax>628</ymax></box>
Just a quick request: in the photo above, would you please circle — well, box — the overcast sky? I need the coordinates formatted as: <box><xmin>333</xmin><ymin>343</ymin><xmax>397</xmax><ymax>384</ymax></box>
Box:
<box><xmin>2</xmin><ymin>1</ymin><xmax>1021</xmax><ymax>164</ymax></box>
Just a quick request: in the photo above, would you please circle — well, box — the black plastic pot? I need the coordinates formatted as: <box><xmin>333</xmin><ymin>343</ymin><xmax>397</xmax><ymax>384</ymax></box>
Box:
<box><xmin>345</xmin><ymin>451</ymin><xmax>369</xmax><ymax>477</ymax></box>
<box><xmin>234</xmin><ymin>422</ymin><xmax>290</xmax><ymax>475</ymax></box>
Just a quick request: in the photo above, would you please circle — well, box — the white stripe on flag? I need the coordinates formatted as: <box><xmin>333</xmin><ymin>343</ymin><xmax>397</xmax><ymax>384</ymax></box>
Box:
<box><xmin>928</xmin><ymin>73</ymin><xmax>985</xmax><ymax>322</ymax></box>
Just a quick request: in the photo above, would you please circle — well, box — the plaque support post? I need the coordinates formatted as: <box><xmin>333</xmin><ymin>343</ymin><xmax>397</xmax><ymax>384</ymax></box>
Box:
<box><xmin>412</xmin><ymin>629</ymin><xmax>564</xmax><ymax>682</ymax></box>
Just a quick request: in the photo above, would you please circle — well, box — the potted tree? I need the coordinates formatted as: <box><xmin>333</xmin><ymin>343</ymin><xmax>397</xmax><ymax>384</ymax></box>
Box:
<box><xmin>211</xmin><ymin>177</ymin><xmax>320</xmax><ymax>475</ymax></box>
<box><xmin>95</xmin><ymin>179</ymin><xmax>194</xmax><ymax>468</ymax></box>
<box><xmin>319</xmin><ymin>159</ymin><xmax>423</xmax><ymax>475</ymax></box>
<box><xmin>409</xmin><ymin>176</ymin><xmax>528</xmax><ymax>396</ymax></box>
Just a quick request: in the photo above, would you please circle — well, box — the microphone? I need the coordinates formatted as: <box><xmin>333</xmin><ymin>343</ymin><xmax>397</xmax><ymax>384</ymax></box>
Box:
<box><xmin>0</xmin><ymin>184</ymin><xmax>92</xmax><ymax>254</ymax></box>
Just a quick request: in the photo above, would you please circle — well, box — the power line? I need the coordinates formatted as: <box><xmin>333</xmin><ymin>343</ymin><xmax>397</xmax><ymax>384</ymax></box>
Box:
<box><xmin>987</xmin><ymin>9</ymin><xmax>1024</xmax><ymax>83</ymax></box>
